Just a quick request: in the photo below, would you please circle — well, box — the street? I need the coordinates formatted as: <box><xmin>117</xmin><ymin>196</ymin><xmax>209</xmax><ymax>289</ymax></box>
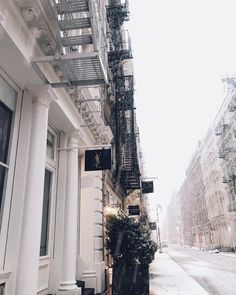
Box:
<box><xmin>151</xmin><ymin>245</ymin><xmax>236</xmax><ymax>295</ymax></box>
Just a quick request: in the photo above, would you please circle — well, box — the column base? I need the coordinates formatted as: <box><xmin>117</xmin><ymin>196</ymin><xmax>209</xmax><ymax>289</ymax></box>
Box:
<box><xmin>57</xmin><ymin>288</ymin><xmax>81</xmax><ymax>295</ymax></box>
<box><xmin>95</xmin><ymin>262</ymin><xmax>105</xmax><ymax>293</ymax></box>
<box><xmin>81</xmin><ymin>270</ymin><xmax>96</xmax><ymax>292</ymax></box>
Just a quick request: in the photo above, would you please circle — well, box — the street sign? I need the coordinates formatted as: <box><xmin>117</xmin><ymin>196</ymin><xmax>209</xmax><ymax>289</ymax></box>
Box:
<box><xmin>85</xmin><ymin>148</ymin><xmax>111</xmax><ymax>171</ymax></box>
<box><xmin>142</xmin><ymin>181</ymin><xmax>154</xmax><ymax>193</ymax></box>
<box><xmin>128</xmin><ymin>205</ymin><xmax>140</xmax><ymax>216</ymax></box>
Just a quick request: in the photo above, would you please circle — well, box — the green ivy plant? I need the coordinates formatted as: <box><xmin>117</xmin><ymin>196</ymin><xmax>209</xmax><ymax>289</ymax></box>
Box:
<box><xmin>106</xmin><ymin>214</ymin><xmax>157</xmax><ymax>266</ymax></box>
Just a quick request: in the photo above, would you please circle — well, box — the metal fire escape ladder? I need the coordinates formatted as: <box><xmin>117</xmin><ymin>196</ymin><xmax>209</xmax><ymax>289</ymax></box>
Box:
<box><xmin>115</xmin><ymin>76</ymin><xmax>140</xmax><ymax>190</ymax></box>
<box><xmin>107</xmin><ymin>1</ymin><xmax>132</xmax><ymax>78</ymax></box>
<box><xmin>31</xmin><ymin>0</ymin><xmax>108</xmax><ymax>88</ymax></box>
<box><xmin>106</xmin><ymin>0</ymin><xmax>140</xmax><ymax>191</ymax></box>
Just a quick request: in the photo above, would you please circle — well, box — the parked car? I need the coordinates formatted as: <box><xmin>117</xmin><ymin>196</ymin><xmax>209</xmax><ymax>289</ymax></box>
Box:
<box><xmin>209</xmin><ymin>248</ymin><xmax>220</xmax><ymax>254</ymax></box>
<box><xmin>161</xmin><ymin>241</ymin><xmax>168</xmax><ymax>248</ymax></box>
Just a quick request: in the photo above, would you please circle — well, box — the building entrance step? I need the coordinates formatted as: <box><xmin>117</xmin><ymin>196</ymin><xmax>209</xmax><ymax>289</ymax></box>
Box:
<box><xmin>76</xmin><ymin>280</ymin><xmax>95</xmax><ymax>295</ymax></box>
<box><xmin>76</xmin><ymin>280</ymin><xmax>85</xmax><ymax>290</ymax></box>
<box><xmin>83</xmin><ymin>288</ymin><xmax>95</xmax><ymax>295</ymax></box>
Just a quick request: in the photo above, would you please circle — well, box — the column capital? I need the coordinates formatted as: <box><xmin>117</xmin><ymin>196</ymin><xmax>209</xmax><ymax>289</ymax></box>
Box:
<box><xmin>32</xmin><ymin>97</ymin><xmax>52</xmax><ymax>108</ymax></box>
<box><xmin>67</xmin><ymin>134</ymin><xmax>80</xmax><ymax>149</ymax></box>
<box><xmin>27</xmin><ymin>85</ymin><xmax>57</xmax><ymax>107</ymax></box>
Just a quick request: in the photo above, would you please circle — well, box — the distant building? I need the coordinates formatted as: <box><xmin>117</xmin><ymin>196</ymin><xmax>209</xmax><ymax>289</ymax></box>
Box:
<box><xmin>167</xmin><ymin>77</ymin><xmax>236</xmax><ymax>251</ymax></box>
<box><xmin>167</xmin><ymin>191</ymin><xmax>182</xmax><ymax>244</ymax></box>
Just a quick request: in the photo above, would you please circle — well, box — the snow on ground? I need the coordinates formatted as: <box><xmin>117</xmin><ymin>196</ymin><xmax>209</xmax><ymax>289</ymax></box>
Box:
<box><xmin>166</xmin><ymin>247</ymin><xmax>236</xmax><ymax>295</ymax></box>
<box><xmin>149</xmin><ymin>252</ymin><xmax>210</xmax><ymax>295</ymax></box>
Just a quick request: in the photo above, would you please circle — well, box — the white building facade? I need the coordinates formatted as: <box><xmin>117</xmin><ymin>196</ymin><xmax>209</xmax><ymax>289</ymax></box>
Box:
<box><xmin>0</xmin><ymin>0</ymin><xmax>142</xmax><ymax>294</ymax></box>
<box><xmin>0</xmin><ymin>0</ymin><xmax>116</xmax><ymax>295</ymax></box>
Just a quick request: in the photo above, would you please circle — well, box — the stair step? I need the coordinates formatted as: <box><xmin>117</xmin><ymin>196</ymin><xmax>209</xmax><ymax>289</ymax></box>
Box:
<box><xmin>76</xmin><ymin>280</ymin><xmax>85</xmax><ymax>289</ymax></box>
<box><xmin>59</xmin><ymin>18</ymin><xmax>91</xmax><ymax>31</ymax></box>
<box><xmin>83</xmin><ymin>288</ymin><xmax>95</xmax><ymax>295</ymax></box>
<box><xmin>61</xmin><ymin>34</ymin><xmax>93</xmax><ymax>47</ymax></box>
<box><xmin>56</xmin><ymin>1</ymin><xmax>89</xmax><ymax>14</ymax></box>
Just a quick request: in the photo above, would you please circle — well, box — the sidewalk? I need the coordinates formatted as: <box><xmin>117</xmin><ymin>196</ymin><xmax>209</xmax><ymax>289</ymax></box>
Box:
<box><xmin>149</xmin><ymin>252</ymin><xmax>210</xmax><ymax>295</ymax></box>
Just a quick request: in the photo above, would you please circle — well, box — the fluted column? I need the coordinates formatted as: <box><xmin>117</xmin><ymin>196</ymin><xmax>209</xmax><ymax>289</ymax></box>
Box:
<box><xmin>58</xmin><ymin>136</ymin><xmax>80</xmax><ymax>295</ymax></box>
<box><xmin>16</xmin><ymin>92</ymin><xmax>52</xmax><ymax>295</ymax></box>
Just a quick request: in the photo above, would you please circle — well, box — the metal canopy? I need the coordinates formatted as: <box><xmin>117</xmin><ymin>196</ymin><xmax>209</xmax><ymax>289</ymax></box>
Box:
<box><xmin>31</xmin><ymin>51</ymin><xmax>108</xmax><ymax>87</ymax></box>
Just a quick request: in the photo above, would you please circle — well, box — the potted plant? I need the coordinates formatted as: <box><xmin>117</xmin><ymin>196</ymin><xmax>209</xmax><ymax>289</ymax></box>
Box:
<box><xmin>106</xmin><ymin>214</ymin><xmax>157</xmax><ymax>295</ymax></box>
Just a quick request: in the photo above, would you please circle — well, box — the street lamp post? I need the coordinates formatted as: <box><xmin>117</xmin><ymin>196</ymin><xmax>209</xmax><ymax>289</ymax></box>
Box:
<box><xmin>176</xmin><ymin>225</ymin><xmax>181</xmax><ymax>245</ymax></box>
<box><xmin>156</xmin><ymin>204</ymin><xmax>162</xmax><ymax>252</ymax></box>
<box><xmin>228</xmin><ymin>225</ymin><xmax>235</xmax><ymax>251</ymax></box>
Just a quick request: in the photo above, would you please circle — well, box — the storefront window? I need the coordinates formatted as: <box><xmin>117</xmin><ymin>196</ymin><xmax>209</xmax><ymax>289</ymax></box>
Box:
<box><xmin>40</xmin><ymin>169</ymin><xmax>52</xmax><ymax>256</ymax></box>
<box><xmin>46</xmin><ymin>130</ymin><xmax>55</xmax><ymax>160</ymax></box>
<box><xmin>0</xmin><ymin>101</ymin><xmax>12</xmax><ymax>217</ymax></box>
<box><xmin>40</xmin><ymin>128</ymin><xmax>57</xmax><ymax>256</ymax></box>
<box><xmin>0</xmin><ymin>283</ymin><xmax>5</xmax><ymax>295</ymax></box>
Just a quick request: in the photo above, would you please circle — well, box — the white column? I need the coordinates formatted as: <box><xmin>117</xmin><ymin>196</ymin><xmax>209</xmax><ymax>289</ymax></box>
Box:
<box><xmin>58</xmin><ymin>136</ymin><xmax>80</xmax><ymax>295</ymax></box>
<box><xmin>16</xmin><ymin>93</ymin><xmax>52</xmax><ymax>295</ymax></box>
<box><xmin>79</xmin><ymin>168</ymin><xmax>96</xmax><ymax>289</ymax></box>
<box><xmin>79</xmin><ymin>168</ymin><xmax>104</xmax><ymax>293</ymax></box>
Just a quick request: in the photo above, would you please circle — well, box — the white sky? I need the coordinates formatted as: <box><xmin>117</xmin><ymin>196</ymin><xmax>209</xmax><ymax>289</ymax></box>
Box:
<box><xmin>126</xmin><ymin>0</ymin><xmax>236</xmax><ymax>212</ymax></box>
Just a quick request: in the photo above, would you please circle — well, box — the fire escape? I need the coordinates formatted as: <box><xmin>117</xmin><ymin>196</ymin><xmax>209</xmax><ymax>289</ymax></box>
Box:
<box><xmin>31</xmin><ymin>0</ymin><xmax>108</xmax><ymax>88</ymax></box>
<box><xmin>216</xmin><ymin>78</ymin><xmax>236</xmax><ymax>211</ymax></box>
<box><xmin>23</xmin><ymin>0</ymin><xmax>114</xmax><ymax>145</ymax></box>
<box><xmin>106</xmin><ymin>0</ymin><xmax>140</xmax><ymax>192</ymax></box>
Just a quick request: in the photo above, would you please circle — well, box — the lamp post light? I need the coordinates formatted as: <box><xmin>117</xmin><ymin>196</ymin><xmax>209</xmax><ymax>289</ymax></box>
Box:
<box><xmin>156</xmin><ymin>204</ymin><xmax>162</xmax><ymax>252</ymax></box>
<box><xmin>228</xmin><ymin>225</ymin><xmax>235</xmax><ymax>251</ymax></box>
<box><xmin>176</xmin><ymin>225</ymin><xmax>181</xmax><ymax>245</ymax></box>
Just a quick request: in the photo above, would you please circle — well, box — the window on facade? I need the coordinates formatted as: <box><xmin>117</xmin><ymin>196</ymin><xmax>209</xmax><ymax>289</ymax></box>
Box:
<box><xmin>0</xmin><ymin>101</ymin><xmax>12</xmax><ymax>217</ymax></box>
<box><xmin>0</xmin><ymin>283</ymin><xmax>5</xmax><ymax>295</ymax></box>
<box><xmin>46</xmin><ymin>130</ymin><xmax>55</xmax><ymax>160</ymax></box>
<box><xmin>40</xmin><ymin>169</ymin><xmax>52</xmax><ymax>256</ymax></box>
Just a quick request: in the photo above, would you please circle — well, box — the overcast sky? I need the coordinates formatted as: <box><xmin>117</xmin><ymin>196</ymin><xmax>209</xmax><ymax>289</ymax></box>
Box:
<box><xmin>126</xmin><ymin>0</ymin><xmax>236</xmax><ymax>212</ymax></box>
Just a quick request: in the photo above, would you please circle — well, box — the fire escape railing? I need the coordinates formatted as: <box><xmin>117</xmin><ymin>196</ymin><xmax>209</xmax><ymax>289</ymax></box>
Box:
<box><xmin>31</xmin><ymin>0</ymin><xmax>108</xmax><ymax>88</ymax></box>
<box><xmin>106</xmin><ymin>0</ymin><xmax>140</xmax><ymax>192</ymax></box>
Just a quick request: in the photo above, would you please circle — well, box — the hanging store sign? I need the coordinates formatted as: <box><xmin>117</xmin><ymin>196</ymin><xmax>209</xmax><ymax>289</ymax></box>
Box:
<box><xmin>85</xmin><ymin>149</ymin><xmax>111</xmax><ymax>171</ymax></box>
<box><xmin>128</xmin><ymin>205</ymin><xmax>140</xmax><ymax>216</ymax></box>
<box><xmin>149</xmin><ymin>222</ymin><xmax>157</xmax><ymax>230</ymax></box>
<box><xmin>141</xmin><ymin>181</ymin><xmax>154</xmax><ymax>193</ymax></box>
<box><xmin>126</xmin><ymin>179</ymin><xmax>141</xmax><ymax>190</ymax></box>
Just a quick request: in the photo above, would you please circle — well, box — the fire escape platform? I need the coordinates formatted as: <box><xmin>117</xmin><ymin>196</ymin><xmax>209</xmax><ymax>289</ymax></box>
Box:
<box><xmin>59</xmin><ymin>18</ymin><xmax>91</xmax><ymax>30</ymax></box>
<box><xmin>60</xmin><ymin>34</ymin><xmax>93</xmax><ymax>47</ymax></box>
<box><xmin>31</xmin><ymin>51</ymin><xmax>108</xmax><ymax>88</ymax></box>
<box><xmin>29</xmin><ymin>0</ymin><xmax>108</xmax><ymax>87</ymax></box>
<box><xmin>56</xmin><ymin>1</ymin><xmax>89</xmax><ymax>14</ymax></box>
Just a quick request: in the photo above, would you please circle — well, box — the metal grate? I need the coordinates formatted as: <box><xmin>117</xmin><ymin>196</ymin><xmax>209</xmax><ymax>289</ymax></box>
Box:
<box><xmin>58</xmin><ymin>57</ymin><xmax>103</xmax><ymax>81</ymax></box>
<box><xmin>59</xmin><ymin>18</ymin><xmax>91</xmax><ymax>31</ymax></box>
<box><xmin>61</xmin><ymin>35</ymin><xmax>93</xmax><ymax>47</ymax></box>
<box><xmin>56</xmin><ymin>0</ymin><xmax>89</xmax><ymax>14</ymax></box>
<box><xmin>31</xmin><ymin>52</ymin><xmax>107</xmax><ymax>87</ymax></box>
<box><xmin>30</xmin><ymin>0</ymin><xmax>107</xmax><ymax>87</ymax></box>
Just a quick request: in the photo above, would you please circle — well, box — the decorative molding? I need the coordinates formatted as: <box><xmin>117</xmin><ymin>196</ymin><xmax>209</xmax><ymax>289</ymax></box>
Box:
<box><xmin>38</xmin><ymin>257</ymin><xmax>50</xmax><ymax>270</ymax></box>
<box><xmin>37</xmin><ymin>284</ymin><xmax>48</xmax><ymax>293</ymax></box>
<box><xmin>28</xmin><ymin>84</ymin><xmax>53</xmax><ymax>98</ymax></box>
<box><xmin>82</xmin><ymin>271</ymin><xmax>96</xmax><ymax>277</ymax></box>
<box><xmin>0</xmin><ymin>271</ymin><xmax>11</xmax><ymax>281</ymax></box>
<box><xmin>21</xmin><ymin>7</ymin><xmax>40</xmax><ymax>22</ymax></box>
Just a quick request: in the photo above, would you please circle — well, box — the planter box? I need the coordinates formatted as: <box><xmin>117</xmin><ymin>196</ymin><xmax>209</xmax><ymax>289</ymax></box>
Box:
<box><xmin>112</xmin><ymin>263</ymin><xmax>149</xmax><ymax>295</ymax></box>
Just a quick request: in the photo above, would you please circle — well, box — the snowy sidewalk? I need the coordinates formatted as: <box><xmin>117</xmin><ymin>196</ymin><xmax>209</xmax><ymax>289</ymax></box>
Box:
<box><xmin>149</xmin><ymin>252</ymin><xmax>210</xmax><ymax>295</ymax></box>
